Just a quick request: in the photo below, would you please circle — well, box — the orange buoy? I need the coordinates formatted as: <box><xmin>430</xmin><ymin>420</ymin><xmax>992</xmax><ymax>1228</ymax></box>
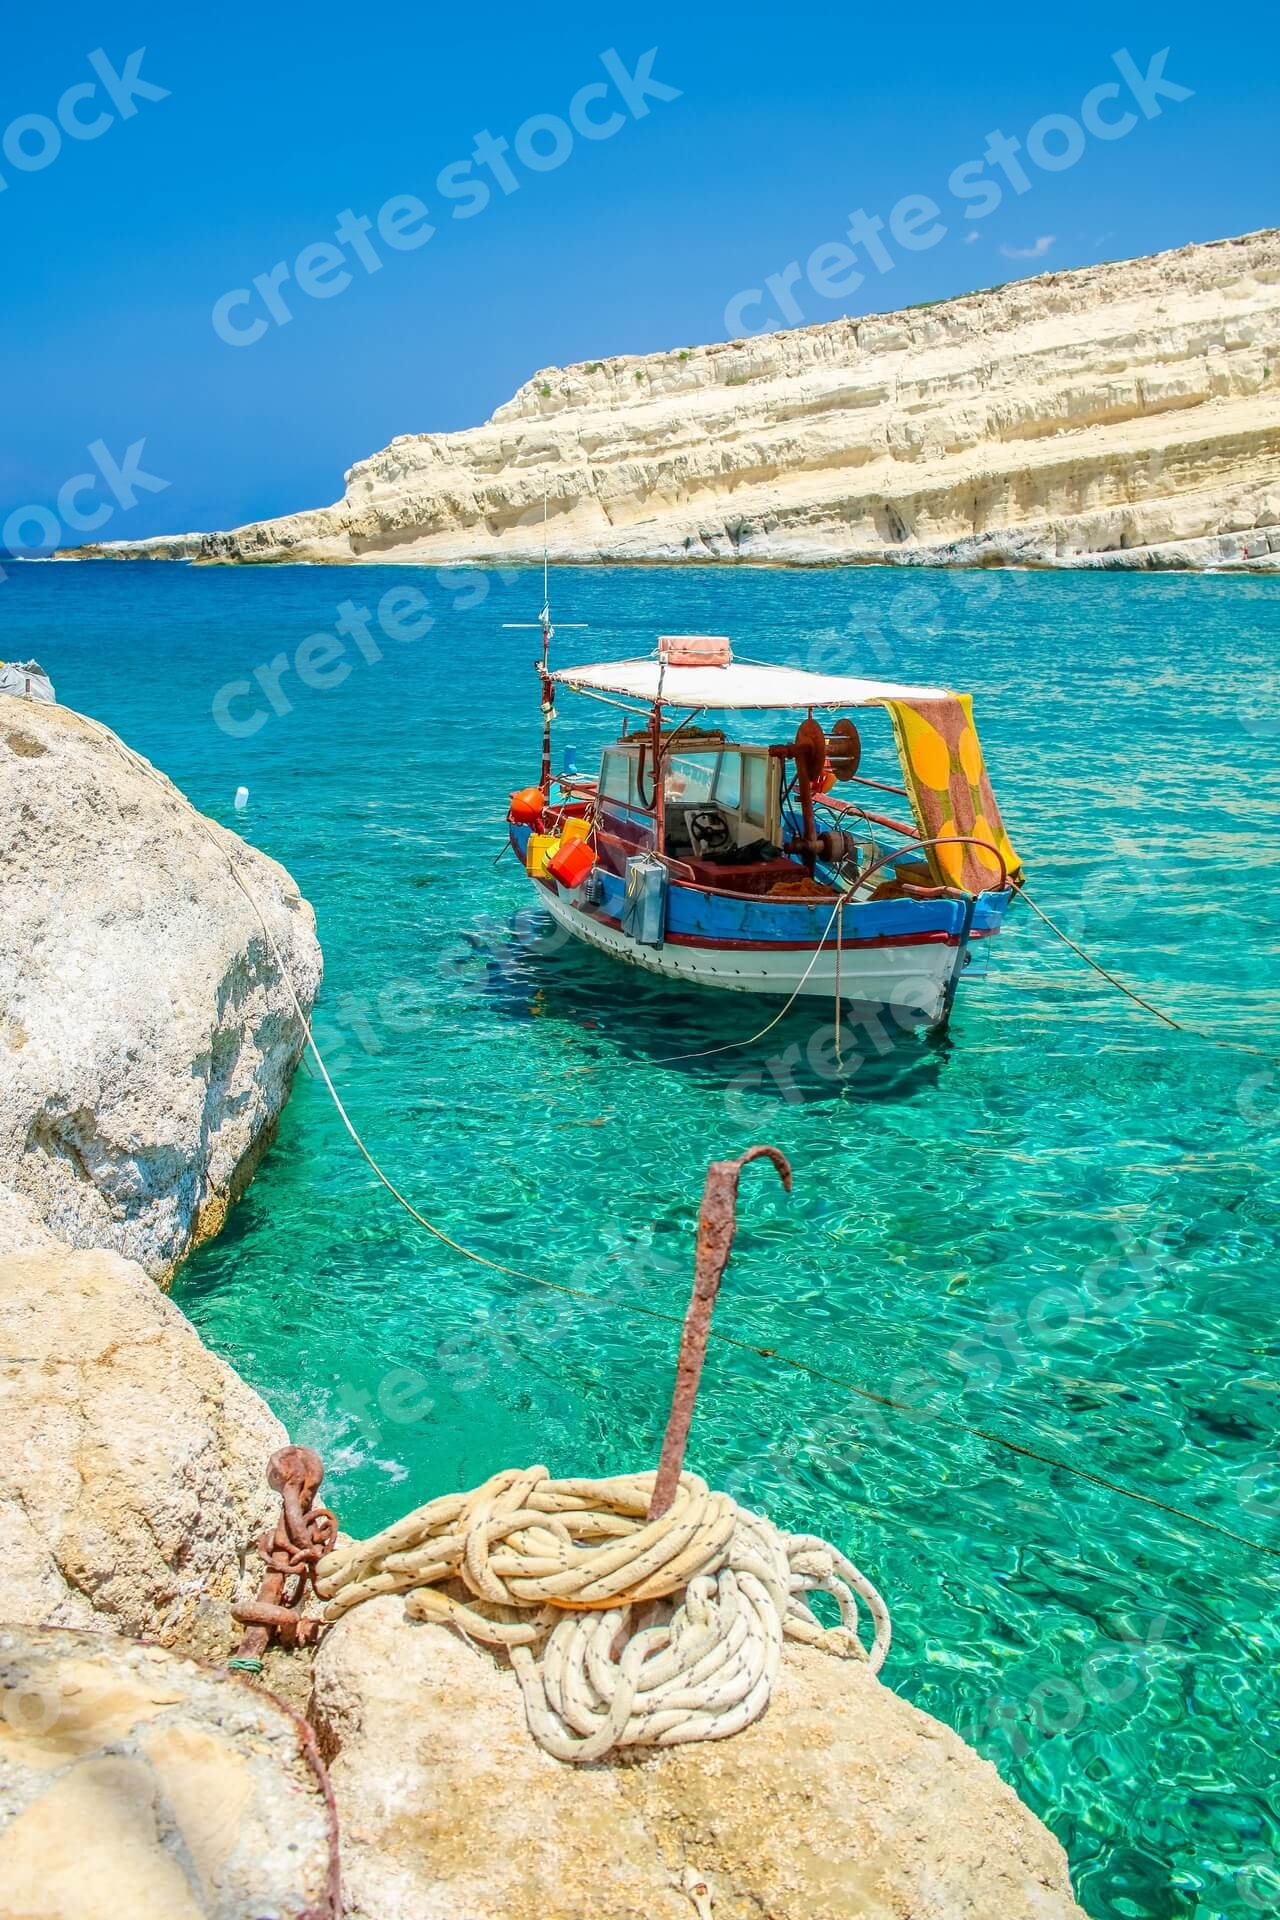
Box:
<box><xmin>509</xmin><ymin>787</ymin><xmax>547</xmax><ymax>825</ymax></box>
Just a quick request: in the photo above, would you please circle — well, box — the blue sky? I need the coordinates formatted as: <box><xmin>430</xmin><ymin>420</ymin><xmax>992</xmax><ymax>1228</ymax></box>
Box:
<box><xmin>0</xmin><ymin>1</ymin><xmax>1274</xmax><ymax>549</ymax></box>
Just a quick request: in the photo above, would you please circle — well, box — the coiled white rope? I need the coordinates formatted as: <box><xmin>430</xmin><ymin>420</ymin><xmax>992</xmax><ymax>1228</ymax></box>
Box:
<box><xmin>315</xmin><ymin>1464</ymin><xmax>891</xmax><ymax>1764</ymax></box>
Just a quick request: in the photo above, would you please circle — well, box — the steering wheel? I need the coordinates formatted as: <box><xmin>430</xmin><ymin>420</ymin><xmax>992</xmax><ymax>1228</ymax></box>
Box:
<box><xmin>688</xmin><ymin>808</ymin><xmax>733</xmax><ymax>856</ymax></box>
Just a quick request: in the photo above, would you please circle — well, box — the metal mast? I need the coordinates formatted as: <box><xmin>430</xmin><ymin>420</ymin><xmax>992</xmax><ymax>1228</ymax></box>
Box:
<box><xmin>502</xmin><ymin>492</ymin><xmax>586</xmax><ymax>793</ymax></box>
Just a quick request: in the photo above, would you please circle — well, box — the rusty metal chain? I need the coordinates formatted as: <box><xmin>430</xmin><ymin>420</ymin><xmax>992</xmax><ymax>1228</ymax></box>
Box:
<box><xmin>230</xmin><ymin>1445</ymin><xmax>338</xmax><ymax>1667</ymax></box>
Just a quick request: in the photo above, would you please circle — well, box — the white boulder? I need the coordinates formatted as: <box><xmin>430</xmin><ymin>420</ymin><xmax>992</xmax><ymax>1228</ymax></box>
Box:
<box><xmin>0</xmin><ymin>1624</ymin><xmax>337</xmax><ymax>1918</ymax></box>
<box><xmin>0</xmin><ymin>695</ymin><xmax>321</xmax><ymax>1279</ymax></box>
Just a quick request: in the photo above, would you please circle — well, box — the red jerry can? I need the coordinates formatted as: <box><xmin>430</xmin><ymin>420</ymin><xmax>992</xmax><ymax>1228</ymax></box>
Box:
<box><xmin>547</xmin><ymin>838</ymin><xmax>596</xmax><ymax>889</ymax></box>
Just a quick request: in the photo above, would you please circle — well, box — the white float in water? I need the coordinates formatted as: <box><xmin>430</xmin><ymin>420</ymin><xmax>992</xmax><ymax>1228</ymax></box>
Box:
<box><xmin>234</xmin><ymin>786</ymin><xmax>249</xmax><ymax>811</ymax></box>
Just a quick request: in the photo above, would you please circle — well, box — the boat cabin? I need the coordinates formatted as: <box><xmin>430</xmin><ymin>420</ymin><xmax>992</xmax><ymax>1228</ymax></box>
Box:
<box><xmin>594</xmin><ymin>731</ymin><xmax>808</xmax><ymax>892</ymax></box>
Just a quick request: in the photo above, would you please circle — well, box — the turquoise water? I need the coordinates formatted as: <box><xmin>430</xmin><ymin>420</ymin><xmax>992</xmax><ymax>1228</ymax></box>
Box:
<box><xmin>8</xmin><ymin>559</ymin><xmax>1280</xmax><ymax>1918</ymax></box>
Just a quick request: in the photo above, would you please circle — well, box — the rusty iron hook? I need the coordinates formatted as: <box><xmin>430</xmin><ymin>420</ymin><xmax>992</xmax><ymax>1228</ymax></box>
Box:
<box><xmin>648</xmin><ymin>1147</ymin><xmax>792</xmax><ymax>1520</ymax></box>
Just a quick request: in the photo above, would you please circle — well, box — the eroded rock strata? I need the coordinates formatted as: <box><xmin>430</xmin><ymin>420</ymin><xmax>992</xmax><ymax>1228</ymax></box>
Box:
<box><xmin>74</xmin><ymin>226</ymin><xmax>1280</xmax><ymax>573</ymax></box>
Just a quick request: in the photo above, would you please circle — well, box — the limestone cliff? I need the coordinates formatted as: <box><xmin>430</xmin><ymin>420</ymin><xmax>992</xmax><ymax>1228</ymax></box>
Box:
<box><xmin>74</xmin><ymin>226</ymin><xmax>1280</xmax><ymax>572</ymax></box>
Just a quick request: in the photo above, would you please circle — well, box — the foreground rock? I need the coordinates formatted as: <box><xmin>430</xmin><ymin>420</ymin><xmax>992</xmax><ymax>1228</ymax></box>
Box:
<box><xmin>73</xmin><ymin>227</ymin><xmax>1280</xmax><ymax>573</ymax></box>
<box><xmin>0</xmin><ymin>695</ymin><xmax>322</xmax><ymax>1279</ymax></box>
<box><xmin>0</xmin><ymin>1188</ymin><xmax>58</xmax><ymax>1257</ymax></box>
<box><xmin>311</xmin><ymin>1595</ymin><xmax>1087</xmax><ymax>1920</ymax></box>
<box><xmin>0</xmin><ymin>1247</ymin><xmax>285</xmax><ymax>1659</ymax></box>
<box><xmin>0</xmin><ymin>1624</ymin><xmax>337</xmax><ymax>1918</ymax></box>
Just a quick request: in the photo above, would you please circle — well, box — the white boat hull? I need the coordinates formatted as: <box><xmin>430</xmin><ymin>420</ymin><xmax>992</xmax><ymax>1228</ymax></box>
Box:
<box><xmin>539</xmin><ymin>886</ymin><xmax>957</xmax><ymax>1026</ymax></box>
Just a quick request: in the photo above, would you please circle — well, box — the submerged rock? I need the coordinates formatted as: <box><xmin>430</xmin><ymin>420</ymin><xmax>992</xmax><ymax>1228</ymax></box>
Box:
<box><xmin>0</xmin><ymin>1624</ymin><xmax>337</xmax><ymax>1918</ymax></box>
<box><xmin>0</xmin><ymin>695</ymin><xmax>321</xmax><ymax>1279</ymax></box>
<box><xmin>0</xmin><ymin>1246</ymin><xmax>285</xmax><ymax>1657</ymax></box>
<box><xmin>311</xmin><ymin>1595</ymin><xmax>1088</xmax><ymax>1920</ymax></box>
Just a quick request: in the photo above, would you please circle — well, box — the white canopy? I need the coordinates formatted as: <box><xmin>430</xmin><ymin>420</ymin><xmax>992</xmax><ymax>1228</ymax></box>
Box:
<box><xmin>550</xmin><ymin>656</ymin><xmax>950</xmax><ymax>711</ymax></box>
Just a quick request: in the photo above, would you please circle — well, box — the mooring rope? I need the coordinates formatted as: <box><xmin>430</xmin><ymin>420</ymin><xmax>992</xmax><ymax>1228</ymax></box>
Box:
<box><xmin>1014</xmin><ymin>887</ymin><xmax>1184</xmax><ymax>1028</ymax></box>
<box><xmin>313</xmin><ymin>1463</ymin><xmax>890</xmax><ymax>1762</ymax></box>
<box><xmin>80</xmin><ymin>715</ymin><xmax>550</xmax><ymax>1290</ymax></box>
<box><xmin>74</xmin><ymin>715</ymin><xmax>1280</xmax><ymax>1563</ymax></box>
<box><xmin>1012</xmin><ymin>883</ymin><xmax>1276</xmax><ymax>1060</ymax></box>
<box><xmin>650</xmin><ymin>891</ymin><xmax>848</xmax><ymax>1066</ymax></box>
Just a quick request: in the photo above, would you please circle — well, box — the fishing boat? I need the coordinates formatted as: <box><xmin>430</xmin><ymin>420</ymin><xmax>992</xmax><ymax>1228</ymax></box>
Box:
<box><xmin>505</xmin><ymin>623</ymin><xmax>1022</xmax><ymax>1030</ymax></box>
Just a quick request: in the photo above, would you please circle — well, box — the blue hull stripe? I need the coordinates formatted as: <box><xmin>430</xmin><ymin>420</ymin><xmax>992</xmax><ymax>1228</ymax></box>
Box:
<box><xmin>512</xmin><ymin>825</ymin><xmax>1010</xmax><ymax>950</ymax></box>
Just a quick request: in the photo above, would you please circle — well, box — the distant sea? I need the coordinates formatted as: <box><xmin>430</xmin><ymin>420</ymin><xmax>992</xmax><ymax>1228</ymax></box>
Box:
<box><xmin>6</xmin><ymin>558</ymin><xmax>1280</xmax><ymax>1920</ymax></box>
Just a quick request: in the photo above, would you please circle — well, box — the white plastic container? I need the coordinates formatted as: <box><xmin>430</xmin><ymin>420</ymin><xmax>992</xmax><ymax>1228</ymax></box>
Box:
<box><xmin>622</xmin><ymin>854</ymin><xmax>668</xmax><ymax>946</ymax></box>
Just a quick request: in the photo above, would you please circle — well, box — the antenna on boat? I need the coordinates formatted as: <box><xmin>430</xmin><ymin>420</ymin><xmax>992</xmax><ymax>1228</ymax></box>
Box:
<box><xmin>502</xmin><ymin>488</ymin><xmax>587</xmax><ymax>792</ymax></box>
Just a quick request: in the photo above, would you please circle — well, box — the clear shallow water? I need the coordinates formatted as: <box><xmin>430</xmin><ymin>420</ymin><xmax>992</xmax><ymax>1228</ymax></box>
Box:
<box><xmin>7</xmin><ymin>559</ymin><xmax>1280</xmax><ymax>1918</ymax></box>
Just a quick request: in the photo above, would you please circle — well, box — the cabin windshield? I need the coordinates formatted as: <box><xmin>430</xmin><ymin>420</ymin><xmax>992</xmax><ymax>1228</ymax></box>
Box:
<box><xmin>599</xmin><ymin>750</ymin><xmax>641</xmax><ymax>808</ymax></box>
<box><xmin>661</xmin><ymin>746</ymin><xmax>776</xmax><ymax>857</ymax></box>
<box><xmin>663</xmin><ymin>750</ymin><xmax>737</xmax><ymax>809</ymax></box>
<box><xmin>596</xmin><ymin>740</ymin><xmax>778</xmax><ymax>860</ymax></box>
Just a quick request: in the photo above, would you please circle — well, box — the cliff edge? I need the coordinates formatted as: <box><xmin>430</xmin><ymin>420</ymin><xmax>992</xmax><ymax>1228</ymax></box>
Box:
<box><xmin>71</xmin><ymin>226</ymin><xmax>1280</xmax><ymax>573</ymax></box>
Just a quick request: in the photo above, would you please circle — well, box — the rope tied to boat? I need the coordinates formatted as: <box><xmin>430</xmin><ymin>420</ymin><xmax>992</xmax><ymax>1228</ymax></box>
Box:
<box><xmin>313</xmin><ymin>1463</ymin><xmax>890</xmax><ymax>1763</ymax></box>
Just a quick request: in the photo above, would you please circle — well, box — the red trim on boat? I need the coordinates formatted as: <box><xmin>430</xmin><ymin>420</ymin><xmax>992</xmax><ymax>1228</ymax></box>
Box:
<box><xmin>662</xmin><ymin>928</ymin><xmax>959</xmax><ymax>952</ymax></box>
<box><xmin>573</xmin><ymin>905</ymin><xmax>960</xmax><ymax>952</ymax></box>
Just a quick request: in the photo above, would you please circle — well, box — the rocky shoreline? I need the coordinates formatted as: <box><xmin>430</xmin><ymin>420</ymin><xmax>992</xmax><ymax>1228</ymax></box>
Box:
<box><xmin>64</xmin><ymin>226</ymin><xmax>1280</xmax><ymax>579</ymax></box>
<box><xmin>0</xmin><ymin>695</ymin><xmax>1091</xmax><ymax>1916</ymax></box>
